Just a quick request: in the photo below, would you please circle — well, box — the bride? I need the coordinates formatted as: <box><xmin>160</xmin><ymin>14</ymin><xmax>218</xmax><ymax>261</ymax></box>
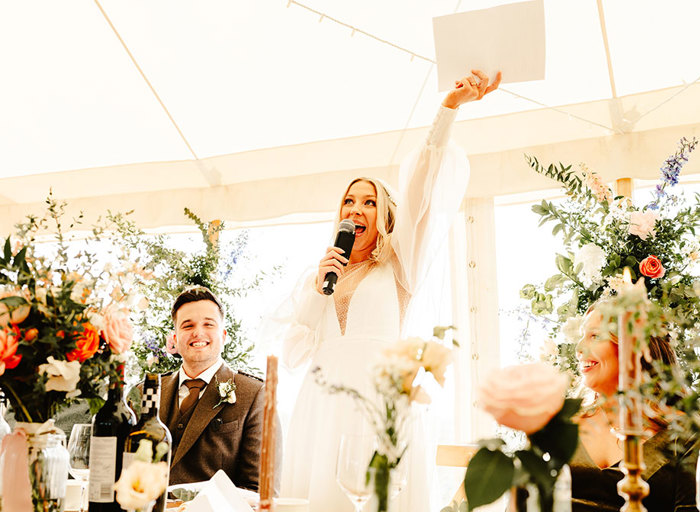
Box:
<box><xmin>279</xmin><ymin>70</ymin><xmax>501</xmax><ymax>511</ymax></box>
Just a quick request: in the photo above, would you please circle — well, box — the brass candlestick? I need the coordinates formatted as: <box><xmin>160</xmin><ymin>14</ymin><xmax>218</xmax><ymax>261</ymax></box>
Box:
<box><xmin>616</xmin><ymin>272</ymin><xmax>650</xmax><ymax>511</ymax></box>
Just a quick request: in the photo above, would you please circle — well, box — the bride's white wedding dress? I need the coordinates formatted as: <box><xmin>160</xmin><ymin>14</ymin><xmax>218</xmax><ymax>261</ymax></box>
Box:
<box><xmin>279</xmin><ymin>105</ymin><xmax>470</xmax><ymax>512</ymax></box>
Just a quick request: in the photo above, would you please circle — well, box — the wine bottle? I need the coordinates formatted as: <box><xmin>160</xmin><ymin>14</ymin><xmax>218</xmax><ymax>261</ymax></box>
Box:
<box><xmin>87</xmin><ymin>365</ymin><xmax>136</xmax><ymax>511</ymax></box>
<box><xmin>0</xmin><ymin>391</ymin><xmax>11</xmax><ymax>441</ymax></box>
<box><xmin>122</xmin><ymin>373</ymin><xmax>172</xmax><ymax>512</ymax></box>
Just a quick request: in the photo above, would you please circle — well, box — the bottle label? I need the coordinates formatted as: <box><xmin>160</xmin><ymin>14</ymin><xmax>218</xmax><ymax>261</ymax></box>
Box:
<box><xmin>88</xmin><ymin>436</ymin><xmax>118</xmax><ymax>503</ymax></box>
<box><xmin>141</xmin><ymin>385</ymin><xmax>161</xmax><ymax>416</ymax></box>
<box><xmin>122</xmin><ymin>450</ymin><xmax>136</xmax><ymax>470</ymax></box>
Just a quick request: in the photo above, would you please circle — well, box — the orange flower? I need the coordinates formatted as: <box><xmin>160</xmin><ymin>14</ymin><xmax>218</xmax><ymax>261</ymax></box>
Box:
<box><xmin>0</xmin><ymin>325</ymin><xmax>22</xmax><ymax>376</ymax></box>
<box><xmin>66</xmin><ymin>323</ymin><xmax>100</xmax><ymax>363</ymax></box>
<box><xmin>24</xmin><ymin>328</ymin><xmax>38</xmax><ymax>342</ymax></box>
<box><xmin>639</xmin><ymin>255</ymin><xmax>665</xmax><ymax>279</ymax></box>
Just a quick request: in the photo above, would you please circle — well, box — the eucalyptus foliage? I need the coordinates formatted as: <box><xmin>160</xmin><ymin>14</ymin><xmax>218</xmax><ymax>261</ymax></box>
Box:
<box><xmin>109</xmin><ymin>209</ymin><xmax>271</xmax><ymax>379</ymax></box>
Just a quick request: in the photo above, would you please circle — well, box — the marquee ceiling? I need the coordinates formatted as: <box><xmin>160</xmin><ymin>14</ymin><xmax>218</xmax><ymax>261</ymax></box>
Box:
<box><xmin>1</xmin><ymin>0</ymin><xmax>699</xmax><ymax>230</ymax></box>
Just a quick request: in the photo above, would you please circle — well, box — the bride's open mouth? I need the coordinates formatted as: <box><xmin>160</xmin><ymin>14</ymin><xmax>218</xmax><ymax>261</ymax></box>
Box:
<box><xmin>354</xmin><ymin>223</ymin><xmax>366</xmax><ymax>235</ymax></box>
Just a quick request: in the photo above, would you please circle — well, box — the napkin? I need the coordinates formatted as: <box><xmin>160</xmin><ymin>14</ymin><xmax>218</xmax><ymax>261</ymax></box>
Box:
<box><xmin>176</xmin><ymin>471</ymin><xmax>255</xmax><ymax>512</ymax></box>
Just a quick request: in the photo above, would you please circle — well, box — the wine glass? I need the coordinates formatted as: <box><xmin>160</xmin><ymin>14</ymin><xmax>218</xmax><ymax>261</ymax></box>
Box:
<box><xmin>389</xmin><ymin>456</ymin><xmax>408</xmax><ymax>499</ymax></box>
<box><xmin>336</xmin><ymin>433</ymin><xmax>376</xmax><ymax>512</ymax></box>
<box><xmin>67</xmin><ymin>424</ymin><xmax>91</xmax><ymax>512</ymax></box>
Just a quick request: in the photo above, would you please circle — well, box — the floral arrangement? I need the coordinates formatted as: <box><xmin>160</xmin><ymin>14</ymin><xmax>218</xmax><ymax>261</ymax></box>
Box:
<box><xmin>0</xmin><ymin>197</ymin><xmax>142</xmax><ymax>422</ymax></box>
<box><xmin>520</xmin><ymin>137</ymin><xmax>699</xmax><ymax>373</ymax></box>
<box><xmin>463</xmin><ymin>362</ymin><xmax>581</xmax><ymax>512</ymax></box>
<box><xmin>314</xmin><ymin>330</ymin><xmax>453</xmax><ymax>512</ymax></box>
<box><xmin>114</xmin><ymin>439</ymin><xmax>169</xmax><ymax>511</ymax></box>
<box><xmin>108</xmin><ymin>208</ymin><xmax>271</xmax><ymax>379</ymax></box>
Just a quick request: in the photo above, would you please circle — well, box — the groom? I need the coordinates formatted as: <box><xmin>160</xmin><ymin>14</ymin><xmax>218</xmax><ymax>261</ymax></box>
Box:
<box><xmin>158</xmin><ymin>286</ymin><xmax>281</xmax><ymax>492</ymax></box>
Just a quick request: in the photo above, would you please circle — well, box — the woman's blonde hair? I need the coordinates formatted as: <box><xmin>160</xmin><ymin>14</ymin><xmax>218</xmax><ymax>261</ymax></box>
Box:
<box><xmin>334</xmin><ymin>177</ymin><xmax>397</xmax><ymax>264</ymax></box>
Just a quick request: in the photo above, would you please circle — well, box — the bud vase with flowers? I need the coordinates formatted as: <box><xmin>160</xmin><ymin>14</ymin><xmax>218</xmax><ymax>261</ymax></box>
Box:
<box><xmin>0</xmin><ymin>196</ymin><xmax>145</xmax><ymax>512</ymax></box>
<box><xmin>314</xmin><ymin>334</ymin><xmax>453</xmax><ymax>512</ymax></box>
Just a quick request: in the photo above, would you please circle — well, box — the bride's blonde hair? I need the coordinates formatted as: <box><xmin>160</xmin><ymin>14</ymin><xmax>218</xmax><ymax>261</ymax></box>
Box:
<box><xmin>334</xmin><ymin>177</ymin><xmax>397</xmax><ymax>265</ymax></box>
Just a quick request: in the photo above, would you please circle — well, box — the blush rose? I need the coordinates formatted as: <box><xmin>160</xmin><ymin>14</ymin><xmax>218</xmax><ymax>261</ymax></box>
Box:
<box><xmin>479</xmin><ymin>362</ymin><xmax>569</xmax><ymax>434</ymax></box>
<box><xmin>102</xmin><ymin>307</ymin><xmax>133</xmax><ymax>354</ymax></box>
<box><xmin>0</xmin><ymin>289</ymin><xmax>31</xmax><ymax>326</ymax></box>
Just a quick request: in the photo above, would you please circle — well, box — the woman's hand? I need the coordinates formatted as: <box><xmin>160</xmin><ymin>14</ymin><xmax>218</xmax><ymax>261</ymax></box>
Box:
<box><xmin>442</xmin><ymin>69</ymin><xmax>501</xmax><ymax>109</ymax></box>
<box><xmin>315</xmin><ymin>246</ymin><xmax>349</xmax><ymax>294</ymax></box>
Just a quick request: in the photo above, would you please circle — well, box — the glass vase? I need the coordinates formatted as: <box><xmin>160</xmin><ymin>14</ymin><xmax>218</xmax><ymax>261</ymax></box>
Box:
<box><xmin>1</xmin><ymin>423</ymin><xmax>69</xmax><ymax>512</ymax></box>
<box><xmin>367</xmin><ymin>465</ymin><xmax>406</xmax><ymax>512</ymax></box>
<box><xmin>509</xmin><ymin>464</ymin><xmax>571</xmax><ymax>512</ymax></box>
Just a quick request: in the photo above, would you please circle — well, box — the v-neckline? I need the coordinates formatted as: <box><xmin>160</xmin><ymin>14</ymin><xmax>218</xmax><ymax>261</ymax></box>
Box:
<box><xmin>333</xmin><ymin>261</ymin><xmax>374</xmax><ymax>335</ymax></box>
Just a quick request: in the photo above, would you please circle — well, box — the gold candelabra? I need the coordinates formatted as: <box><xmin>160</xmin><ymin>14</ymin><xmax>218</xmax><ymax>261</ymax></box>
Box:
<box><xmin>615</xmin><ymin>271</ymin><xmax>650</xmax><ymax>511</ymax></box>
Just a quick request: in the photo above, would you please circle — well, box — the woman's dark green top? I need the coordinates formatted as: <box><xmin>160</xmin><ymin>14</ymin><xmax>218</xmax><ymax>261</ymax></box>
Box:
<box><xmin>571</xmin><ymin>429</ymin><xmax>698</xmax><ymax>512</ymax></box>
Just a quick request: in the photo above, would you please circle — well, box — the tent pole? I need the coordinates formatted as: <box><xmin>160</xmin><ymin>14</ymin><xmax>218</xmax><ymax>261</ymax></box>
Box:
<box><xmin>615</xmin><ymin>177</ymin><xmax>633</xmax><ymax>199</ymax></box>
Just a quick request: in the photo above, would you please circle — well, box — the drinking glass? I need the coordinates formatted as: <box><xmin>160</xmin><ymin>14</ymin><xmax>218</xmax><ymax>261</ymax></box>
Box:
<box><xmin>67</xmin><ymin>423</ymin><xmax>92</xmax><ymax>512</ymax></box>
<box><xmin>389</xmin><ymin>456</ymin><xmax>408</xmax><ymax>499</ymax></box>
<box><xmin>336</xmin><ymin>434</ymin><xmax>377</xmax><ymax>512</ymax></box>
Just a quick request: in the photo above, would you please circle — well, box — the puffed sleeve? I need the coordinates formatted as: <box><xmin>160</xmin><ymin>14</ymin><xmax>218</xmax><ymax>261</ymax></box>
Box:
<box><xmin>391</xmin><ymin>105</ymin><xmax>470</xmax><ymax>293</ymax></box>
<box><xmin>278</xmin><ymin>273</ymin><xmax>331</xmax><ymax>369</ymax></box>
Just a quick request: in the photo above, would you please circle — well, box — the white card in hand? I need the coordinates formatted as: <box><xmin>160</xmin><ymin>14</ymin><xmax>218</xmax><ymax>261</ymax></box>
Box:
<box><xmin>432</xmin><ymin>0</ymin><xmax>546</xmax><ymax>90</ymax></box>
<box><xmin>186</xmin><ymin>470</ymin><xmax>254</xmax><ymax>512</ymax></box>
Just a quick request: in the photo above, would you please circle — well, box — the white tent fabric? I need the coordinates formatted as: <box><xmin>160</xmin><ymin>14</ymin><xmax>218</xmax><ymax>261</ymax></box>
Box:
<box><xmin>2</xmin><ymin>0</ymin><xmax>700</xmax><ymax>475</ymax></box>
<box><xmin>1</xmin><ymin>0</ymin><xmax>699</xmax><ymax>232</ymax></box>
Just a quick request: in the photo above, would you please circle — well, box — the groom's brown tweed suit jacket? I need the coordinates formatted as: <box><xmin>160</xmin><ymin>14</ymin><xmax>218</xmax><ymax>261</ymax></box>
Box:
<box><xmin>157</xmin><ymin>363</ymin><xmax>282</xmax><ymax>493</ymax></box>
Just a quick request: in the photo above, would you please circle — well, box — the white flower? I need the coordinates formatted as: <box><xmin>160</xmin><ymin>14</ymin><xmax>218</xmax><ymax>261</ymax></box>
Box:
<box><xmin>114</xmin><ymin>460</ymin><xmax>169</xmax><ymax>509</ymax></box>
<box><xmin>574</xmin><ymin>243</ymin><xmax>607</xmax><ymax>288</ymax></box>
<box><xmin>88</xmin><ymin>311</ymin><xmax>105</xmax><ymax>331</ymax></box>
<box><xmin>606</xmin><ymin>274</ymin><xmax>627</xmax><ymax>294</ymax></box>
<box><xmin>38</xmin><ymin>356</ymin><xmax>81</xmax><ymax>393</ymax></box>
<box><xmin>69</xmin><ymin>283</ymin><xmax>88</xmax><ymax>303</ymax></box>
<box><xmin>561</xmin><ymin>315</ymin><xmax>584</xmax><ymax>344</ymax></box>
<box><xmin>35</xmin><ymin>286</ymin><xmax>48</xmax><ymax>305</ymax></box>
<box><xmin>539</xmin><ymin>338</ymin><xmax>558</xmax><ymax>363</ymax></box>
<box><xmin>628</xmin><ymin>211</ymin><xmax>659</xmax><ymax>240</ymax></box>
<box><xmin>214</xmin><ymin>377</ymin><xmax>236</xmax><ymax>408</ymax></box>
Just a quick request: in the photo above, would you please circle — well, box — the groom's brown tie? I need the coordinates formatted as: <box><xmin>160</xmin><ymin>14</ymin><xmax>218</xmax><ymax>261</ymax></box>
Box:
<box><xmin>180</xmin><ymin>378</ymin><xmax>206</xmax><ymax>416</ymax></box>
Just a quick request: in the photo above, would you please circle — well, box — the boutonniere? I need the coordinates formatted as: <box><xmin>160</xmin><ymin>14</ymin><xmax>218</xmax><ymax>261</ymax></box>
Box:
<box><xmin>213</xmin><ymin>376</ymin><xmax>237</xmax><ymax>409</ymax></box>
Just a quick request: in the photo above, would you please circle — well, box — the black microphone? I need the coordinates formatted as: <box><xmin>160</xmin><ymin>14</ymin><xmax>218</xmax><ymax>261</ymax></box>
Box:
<box><xmin>322</xmin><ymin>219</ymin><xmax>356</xmax><ymax>295</ymax></box>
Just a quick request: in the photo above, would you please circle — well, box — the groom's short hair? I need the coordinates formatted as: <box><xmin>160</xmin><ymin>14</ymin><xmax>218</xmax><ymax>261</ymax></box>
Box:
<box><xmin>171</xmin><ymin>286</ymin><xmax>225</xmax><ymax>322</ymax></box>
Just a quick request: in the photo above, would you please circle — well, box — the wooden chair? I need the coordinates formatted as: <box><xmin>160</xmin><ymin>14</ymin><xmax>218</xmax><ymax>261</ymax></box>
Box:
<box><xmin>435</xmin><ymin>444</ymin><xmax>478</xmax><ymax>504</ymax></box>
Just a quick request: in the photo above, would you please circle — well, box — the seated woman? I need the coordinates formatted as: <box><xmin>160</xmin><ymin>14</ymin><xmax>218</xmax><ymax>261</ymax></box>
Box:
<box><xmin>571</xmin><ymin>304</ymin><xmax>698</xmax><ymax>511</ymax></box>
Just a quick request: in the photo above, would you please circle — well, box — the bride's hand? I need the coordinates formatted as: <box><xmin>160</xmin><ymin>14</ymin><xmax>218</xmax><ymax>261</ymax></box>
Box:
<box><xmin>315</xmin><ymin>246</ymin><xmax>349</xmax><ymax>294</ymax></box>
<box><xmin>442</xmin><ymin>69</ymin><xmax>501</xmax><ymax>109</ymax></box>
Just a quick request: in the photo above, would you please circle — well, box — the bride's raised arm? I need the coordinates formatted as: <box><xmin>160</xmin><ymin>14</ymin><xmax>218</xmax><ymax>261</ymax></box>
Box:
<box><xmin>392</xmin><ymin>70</ymin><xmax>501</xmax><ymax>293</ymax></box>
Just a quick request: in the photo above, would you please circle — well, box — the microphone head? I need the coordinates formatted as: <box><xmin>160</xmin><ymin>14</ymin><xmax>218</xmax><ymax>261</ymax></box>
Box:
<box><xmin>338</xmin><ymin>219</ymin><xmax>356</xmax><ymax>234</ymax></box>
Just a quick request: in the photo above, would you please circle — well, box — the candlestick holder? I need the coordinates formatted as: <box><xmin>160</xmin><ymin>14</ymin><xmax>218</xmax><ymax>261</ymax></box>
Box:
<box><xmin>615</xmin><ymin>272</ymin><xmax>650</xmax><ymax>511</ymax></box>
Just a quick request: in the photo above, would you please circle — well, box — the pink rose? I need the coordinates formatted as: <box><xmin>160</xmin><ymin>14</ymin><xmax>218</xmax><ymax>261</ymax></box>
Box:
<box><xmin>0</xmin><ymin>288</ymin><xmax>30</xmax><ymax>326</ymax></box>
<box><xmin>639</xmin><ymin>255</ymin><xmax>665</xmax><ymax>279</ymax></box>
<box><xmin>479</xmin><ymin>362</ymin><xmax>569</xmax><ymax>434</ymax></box>
<box><xmin>0</xmin><ymin>325</ymin><xmax>22</xmax><ymax>376</ymax></box>
<box><xmin>629</xmin><ymin>211</ymin><xmax>658</xmax><ymax>241</ymax></box>
<box><xmin>102</xmin><ymin>307</ymin><xmax>133</xmax><ymax>354</ymax></box>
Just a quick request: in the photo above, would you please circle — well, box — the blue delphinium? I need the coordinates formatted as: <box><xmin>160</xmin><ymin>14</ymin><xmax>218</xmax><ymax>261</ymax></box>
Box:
<box><xmin>647</xmin><ymin>137</ymin><xmax>697</xmax><ymax>209</ymax></box>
